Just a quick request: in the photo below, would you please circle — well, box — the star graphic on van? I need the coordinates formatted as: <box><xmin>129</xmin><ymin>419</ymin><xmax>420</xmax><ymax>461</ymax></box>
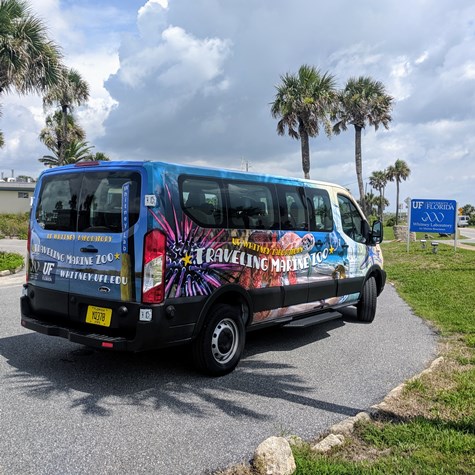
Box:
<box><xmin>114</xmin><ymin>253</ymin><xmax>120</xmax><ymax>260</ymax></box>
<box><xmin>181</xmin><ymin>253</ymin><xmax>193</xmax><ymax>266</ymax></box>
<box><xmin>329</xmin><ymin>246</ymin><xmax>335</xmax><ymax>254</ymax></box>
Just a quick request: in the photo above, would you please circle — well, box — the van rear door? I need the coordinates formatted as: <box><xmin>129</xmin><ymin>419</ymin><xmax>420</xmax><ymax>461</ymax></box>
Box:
<box><xmin>29</xmin><ymin>166</ymin><xmax>142</xmax><ymax>325</ymax></box>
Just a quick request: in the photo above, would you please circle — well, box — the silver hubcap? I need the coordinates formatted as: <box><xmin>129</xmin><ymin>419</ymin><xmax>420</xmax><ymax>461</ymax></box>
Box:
<box><xmin>211</xmin><ymin>318</ymin><xmax>239</xmax><ymax>364</ymax></box>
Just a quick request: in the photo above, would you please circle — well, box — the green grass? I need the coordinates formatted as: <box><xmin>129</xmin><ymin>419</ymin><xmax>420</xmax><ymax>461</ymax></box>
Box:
<box><xmin>291</xmin><ymin>240</ymin><xmax>475</xmax><ymax>474</ymax></box>
<box><xmin>0</xmin><ymin>251</ymin><xmax>24</xmax><ymax>272</ymax></box>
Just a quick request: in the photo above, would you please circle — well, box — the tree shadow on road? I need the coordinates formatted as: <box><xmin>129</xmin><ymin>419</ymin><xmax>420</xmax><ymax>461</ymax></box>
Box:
<box><xmin>0</xmin><ymin>317</ymin><xmax>365</xmax><ymax>421</ymax></box>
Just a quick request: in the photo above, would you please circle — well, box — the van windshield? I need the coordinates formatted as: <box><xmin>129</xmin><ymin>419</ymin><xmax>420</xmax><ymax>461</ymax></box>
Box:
<box><xmin>36</xmin><ymin>171</ymin><xmax>141</xmax><ymax>233</ymax></box>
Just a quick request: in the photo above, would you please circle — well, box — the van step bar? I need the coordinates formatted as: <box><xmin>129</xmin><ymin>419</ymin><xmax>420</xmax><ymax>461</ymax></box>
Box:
<box><xmin>284</xmin><ymin>311</ymin><xmax>342</xmax><ymax>328</ymax></box>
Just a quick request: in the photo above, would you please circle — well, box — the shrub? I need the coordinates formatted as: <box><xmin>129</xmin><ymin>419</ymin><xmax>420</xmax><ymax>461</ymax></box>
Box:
<box><xmin>0</xmin><ymin>251</ymin><xmax>24</xmax><ymax>272</ymax></box>
<box><xmin>0</xmin><ymin>213</ymin><xmax>29</xmax><ymax>239</ymax></box>
<box><xmin>385</xmin><ymin>217</ymin><xmax>396</xmax><ymax>227</ymax></box>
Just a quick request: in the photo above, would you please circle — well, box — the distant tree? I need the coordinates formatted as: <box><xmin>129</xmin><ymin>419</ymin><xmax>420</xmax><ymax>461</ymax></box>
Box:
<box><xmin>386</xmin><ymin>159</ymin><xmax>411</xmax><ymax>225</ymax></box>
<box><xmin>461</xmin><ymin>204</ymin><xmax>475</xmax><ymax>217</ymax></box>
<box><xmin>369</xmin><ymin>170</ymin><xmax>389</xmax><ymax>220</ymax></box>
<box><xmin>39</xmin><ymin>110</ymin><xmax>85</xmax><ymax>153</ymax></box>
<box><xmin>88</xmin><ymin>151</ymin><xmax>110</xmax><ymax>162</ymax></box>
<box><xmin>271</xmin><ymin>64</ymin><xmax>337</xmax><ymax>179</ymax></box>
<box><xmin>361</xmin><ymin>192</ymin><xmax>379</xmax><ymax>217</ymax></box>
<box><xmin>16</xmin><ymin>174</ymin><xmax>35</xmax><ymax>182</ymax></box>
<box><xmin>42</xmin><ymin>67</ymin><xmax>90</xmax><ymax>164</ymax></box>
<box><xmin>39</xmin><ymin>140</ymin><xmax>109</xmax><ymax>167</ymax></box>
<box><xmin>333</xmin><ymin>76</ymin><xmax>393</xmax><ymax>215</ymax></box>
<box><xmin>0</xmin><ymin>0</ymin><xmax>62</xmax><ymax>145</ymax></box>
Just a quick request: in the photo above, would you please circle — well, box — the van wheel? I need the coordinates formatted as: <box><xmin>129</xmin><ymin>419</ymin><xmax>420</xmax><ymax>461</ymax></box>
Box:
<box><xmin>192</xmin><ymin>304</ymin><xmax>245</xmax><ymax>376</ymax></box>
<box><xmin>356</xmin><ymin>276</ymin><xmax>377</xmax><ymax>322</ymax></box>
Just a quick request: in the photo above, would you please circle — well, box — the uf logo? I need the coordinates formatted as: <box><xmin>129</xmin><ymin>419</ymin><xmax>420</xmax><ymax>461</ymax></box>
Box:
<box><xmin>40</xmin><ymin>261</ymin><xmax>56</xmax><ymax>283</ymax></box>
<box><xmin>43</xmin><ymin>262</ymin><xmax>55</xmax><ymax>276</ymax></box>
<box><xmin>412</xmin><ymin>201</ymin><xmax>424</xmax><ymax>209</ymax></box>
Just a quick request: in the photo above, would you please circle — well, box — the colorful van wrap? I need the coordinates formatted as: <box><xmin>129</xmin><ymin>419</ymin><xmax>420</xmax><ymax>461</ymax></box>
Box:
<box><xmin>21</xmin><ymin>160</ymin><xmax>385</xmax><ymax>375</ymax></box>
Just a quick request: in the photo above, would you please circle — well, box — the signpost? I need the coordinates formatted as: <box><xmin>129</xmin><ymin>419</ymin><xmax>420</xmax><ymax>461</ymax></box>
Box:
<box><xmin>408</xmin><ymin>199</ymin><xmax>458</xmax><ymax>252</ymax></box>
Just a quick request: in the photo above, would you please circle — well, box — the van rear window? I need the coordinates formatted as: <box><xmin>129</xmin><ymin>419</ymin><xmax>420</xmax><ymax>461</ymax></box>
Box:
<box><xmin>36</xmin><ymin>171</ymin><xmax>141</xmax><ymax>233</ymax></box>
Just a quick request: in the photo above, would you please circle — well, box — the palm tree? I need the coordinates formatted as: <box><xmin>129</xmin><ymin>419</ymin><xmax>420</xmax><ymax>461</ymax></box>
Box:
<box><xmin>39</xmin><ymin>140</ymin><xmax>109</xmax><ymax>167</ymax></box>
<box><xmin>43</xmin><ymin>67</ymin><xmax>90</xmax><ymax>164</ymax></box>
<box><xmin>386</xmin><ymin>159</ymin><xmax>411</xmax><ymax>225</ymax></box>
<box><xmin>271</xmin><ymin>64</ymin><xmax>337</xmax><ymax>179</ymax></box>
<box><xmin>362</xmin><ymin>192</ymin><xmax>379</xmax><ymax>217</ymax></box>
<box><xmin>0</xmin><ymin>0</ymin><xmax>62</xmax><ymax>146</ymax></box>
<box><xmin>88</xmin><ymin>151</ymin><xmax>110</xmax><ymax>162</ymax></box>
<box><xmin>369</xmin><ymin>170</ymin><xmax>388</xmax><ymax>220</ymax></box>
<box><xmin>0</xmin><ymin>0</ymin><xmax>62</xmax><ymax>95</ymax></box>
<box><xmin>333</xmin><ymin>76</ymin><xmax>393</xmax><ymax>215</ymax></box>
<box><xmin>39</xmin><ymin>110</ymin><xmax>85</xmax><ymax>153</ymax></box>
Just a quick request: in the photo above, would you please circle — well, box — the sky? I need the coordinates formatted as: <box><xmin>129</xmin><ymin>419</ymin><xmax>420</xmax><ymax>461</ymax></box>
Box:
<box><xmin>1</xmin><ymin>0</ymin><xmax>475</xmax><ymax>211</ymax></box>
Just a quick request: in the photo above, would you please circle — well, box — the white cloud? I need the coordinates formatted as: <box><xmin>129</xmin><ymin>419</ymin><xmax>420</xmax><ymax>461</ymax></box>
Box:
<box><xmin>2</xmin><ymin>0</ymin><xmax>475</xmax><ymax>208</ymax></box>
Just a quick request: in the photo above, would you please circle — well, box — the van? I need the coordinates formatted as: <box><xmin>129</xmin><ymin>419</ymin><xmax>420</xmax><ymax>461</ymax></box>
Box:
<box><xmin>21</xmin><ymin>161</ymin><xmax>386</xmax><ymax>375</ymax></box>
<box><xmin>458</xmin><ymin>215</ymin><xmax>469</xmax><ymax>227</ymax></box>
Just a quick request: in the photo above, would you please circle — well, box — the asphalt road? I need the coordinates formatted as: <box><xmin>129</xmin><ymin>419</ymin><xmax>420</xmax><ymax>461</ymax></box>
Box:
<box><xmin>0</xmin><ymin>240</ymin><xmax>437</xmax><ymax>474</ymax></box>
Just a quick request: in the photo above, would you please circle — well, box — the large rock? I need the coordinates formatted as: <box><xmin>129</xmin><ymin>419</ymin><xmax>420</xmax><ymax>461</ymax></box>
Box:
<box><xmin>253</xmin><ymin>436</ymin><xmax>296</xmax><ymax>475</ymax></box>
<box><xmin>393</xmin><ymin>225</ymin><xmax>416</xmax><ymax>241</ymax></box>
<box><xmin>311</xmin><ymin>433</ymin><xmax>345</xmax><ymax>453</ymax></box>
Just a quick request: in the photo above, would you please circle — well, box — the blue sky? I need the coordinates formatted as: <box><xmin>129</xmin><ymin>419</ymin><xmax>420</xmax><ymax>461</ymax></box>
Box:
<box><xmin>2</xmin><ymin>0</ymin><xmax>475</xmax><ymax>211</ymax></box>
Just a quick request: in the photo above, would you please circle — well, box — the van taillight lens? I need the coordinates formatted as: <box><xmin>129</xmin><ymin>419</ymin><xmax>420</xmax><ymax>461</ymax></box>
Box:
<box><xmin>142</xmin><ymin>230</ymin><xmax>166</xmax><ymax>304</ymax></box>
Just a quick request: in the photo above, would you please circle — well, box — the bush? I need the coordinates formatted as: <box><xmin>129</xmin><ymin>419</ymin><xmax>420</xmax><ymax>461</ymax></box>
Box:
<box><xmin>0</xmin><ymin>213</ymin><xmax>29</xmax><ymax>239</ymax></box>
<box><xmin>0</xmin><ymin>251</ymin><xmax>24</xmax><ymax>272</ymax></box>
<box><xmin>385</xmin><ymin>217</ymin><xmax>396</xmax><ymax>227</ymax></box>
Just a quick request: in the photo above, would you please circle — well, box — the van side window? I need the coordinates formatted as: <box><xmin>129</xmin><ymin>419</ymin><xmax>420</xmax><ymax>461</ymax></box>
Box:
<box><xmin>227</xmin><ymin>182</ymin><xmax>276</xmax><ymax>230</ymax></box>
<box><xmin>278</xmin><ymin>186</ymin><xmax>308</xmax><ymax>231</ymax></box>
<box><xmin>338</xmin><ymin>194</ymin><xmax>366</xmax><ymax>243</ymax></box>
<box><xmin>181</xmin><ymin>178</ymin><xmax>223</xmax><ymax>227</ymax></box>
<box><xmin>306</xmin><ymin>189</ymin><xmax>333</xmax><ymax>232</ymax></box>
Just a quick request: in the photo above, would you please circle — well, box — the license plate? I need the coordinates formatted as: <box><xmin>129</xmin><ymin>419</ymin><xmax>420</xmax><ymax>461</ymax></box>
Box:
<box><xmin>86</xmin><ymin>306</ymin><xmax>112</xmax><ymax>327</ymax></box>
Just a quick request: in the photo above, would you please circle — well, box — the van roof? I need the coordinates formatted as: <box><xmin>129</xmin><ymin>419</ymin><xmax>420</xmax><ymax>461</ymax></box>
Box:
<box><xmin>40</xmin><ymin>160</ymin><xmax>347</xmax><ymax>191</ymax></box>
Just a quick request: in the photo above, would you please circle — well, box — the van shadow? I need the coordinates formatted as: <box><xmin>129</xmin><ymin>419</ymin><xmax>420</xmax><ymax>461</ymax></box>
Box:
<box><xmin>1</xmin><ymin>317</ymin><xmax>364</xmax><ymax>421</ymax></box>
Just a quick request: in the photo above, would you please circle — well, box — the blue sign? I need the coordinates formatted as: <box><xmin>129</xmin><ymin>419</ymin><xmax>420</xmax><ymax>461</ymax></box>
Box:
<box><xmin>410</xmin><ymin>199</ymin><xmax>457</xmax><ymax>234</ymax></box>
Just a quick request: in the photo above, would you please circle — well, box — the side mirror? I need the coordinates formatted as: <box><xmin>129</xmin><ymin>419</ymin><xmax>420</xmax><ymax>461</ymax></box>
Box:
<box><xmin>370</xmin><ymin>220</ymin><xmax>383</xmax><ymax>245</ymax></box>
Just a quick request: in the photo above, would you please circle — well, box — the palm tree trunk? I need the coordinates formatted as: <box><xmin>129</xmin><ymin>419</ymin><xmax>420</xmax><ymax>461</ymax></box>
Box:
<box><xmin>299</xmin><ymin>122</ymin><xmax>311</xmax><ymax>179</ymax></box>
<box><xmin>354</xmin><ymin>125</ymin><xmax>365</xmax><ymax>215</ymax></box>
<box><xmin>60</xmin><ymin>104</ymin><xmax>68</xmax><ymax>166</ymax></box>
<box><xmin>395</xmin><ymin>180</ymin><xmax>400</xmax><ymax>224</ymax></box>
<box><xmin>379</xmin><ymin>189</ymin><xmax>383</xmax><ymax>221</ymax></box>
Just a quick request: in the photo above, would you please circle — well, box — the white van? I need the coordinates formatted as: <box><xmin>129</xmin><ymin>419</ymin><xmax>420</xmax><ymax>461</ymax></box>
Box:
<box><xmin>458</xmin><ymin>216</ymin><xmax>469</xmax><ymax>227</ymax></box>
<box><xmin>21</xmin><ymin>161</ymin><xmax>386</xmax><ymax>375</ymax></box>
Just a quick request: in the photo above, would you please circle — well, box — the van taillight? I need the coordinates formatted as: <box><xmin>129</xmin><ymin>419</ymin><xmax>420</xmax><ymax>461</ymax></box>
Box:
<box><xmin>142</xmin><ymin>230</ymin><xmax>166</xmax><ymax>304</ymax></box>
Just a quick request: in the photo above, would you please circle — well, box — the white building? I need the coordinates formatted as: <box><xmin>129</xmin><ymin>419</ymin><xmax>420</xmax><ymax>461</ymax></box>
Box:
<box><xmin>0</xmin><ymin>182</ymin><xmax>36</xmax><ymax>213</ymax></box>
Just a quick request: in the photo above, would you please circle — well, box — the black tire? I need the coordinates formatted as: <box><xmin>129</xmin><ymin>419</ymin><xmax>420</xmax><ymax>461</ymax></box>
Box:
<box><xmin>192</xmin><ymin>304</ymin><xmax>245</xmax><ymax>376</ymax></box>
<box><xmin>356</xmin><ymin>276</ymin><xmax>377</xmax><ymax>322</ymax></box>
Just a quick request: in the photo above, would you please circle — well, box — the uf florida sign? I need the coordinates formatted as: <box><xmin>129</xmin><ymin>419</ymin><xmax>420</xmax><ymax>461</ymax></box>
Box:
<box><xmin>410</xmin><ymin>199</ymin><xmax>457</xmax><ymax>234</ymax></box>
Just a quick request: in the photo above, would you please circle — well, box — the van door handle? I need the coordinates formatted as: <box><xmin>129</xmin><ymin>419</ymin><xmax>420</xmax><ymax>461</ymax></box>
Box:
<box><xmin>80</xmin><ymin>246</ymin><xmax>98</xmax><ymax>253</ymax></box>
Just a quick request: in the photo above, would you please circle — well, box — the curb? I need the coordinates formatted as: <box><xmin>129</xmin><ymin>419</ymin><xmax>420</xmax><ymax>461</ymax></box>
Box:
<box><xmin>219</xmin><ymin>356</ymin><xmax>446</xmax><ymax>473</ymax></box>
<box><xmin>0</xmin><ymin>264</ymin><xmax>24</xmax><ymax>277</ymax></box>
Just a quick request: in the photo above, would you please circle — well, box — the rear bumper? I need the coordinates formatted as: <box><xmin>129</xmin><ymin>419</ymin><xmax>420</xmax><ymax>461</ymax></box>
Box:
<box><xmin>21</xmin><ymin>314</ymin><xmax>143</xmax><ymax>350</ymax></box>
<box><xmin>20</xmin><ymin>291</ymin><xmax>201</xmax><ymax>351</ymax></box>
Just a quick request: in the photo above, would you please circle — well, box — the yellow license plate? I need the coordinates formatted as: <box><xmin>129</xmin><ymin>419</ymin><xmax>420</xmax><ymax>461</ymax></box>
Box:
<box><xmin>86</xmin><ymin>306</ymin><xmax>112</xmax><ymax>327</ymax></box>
